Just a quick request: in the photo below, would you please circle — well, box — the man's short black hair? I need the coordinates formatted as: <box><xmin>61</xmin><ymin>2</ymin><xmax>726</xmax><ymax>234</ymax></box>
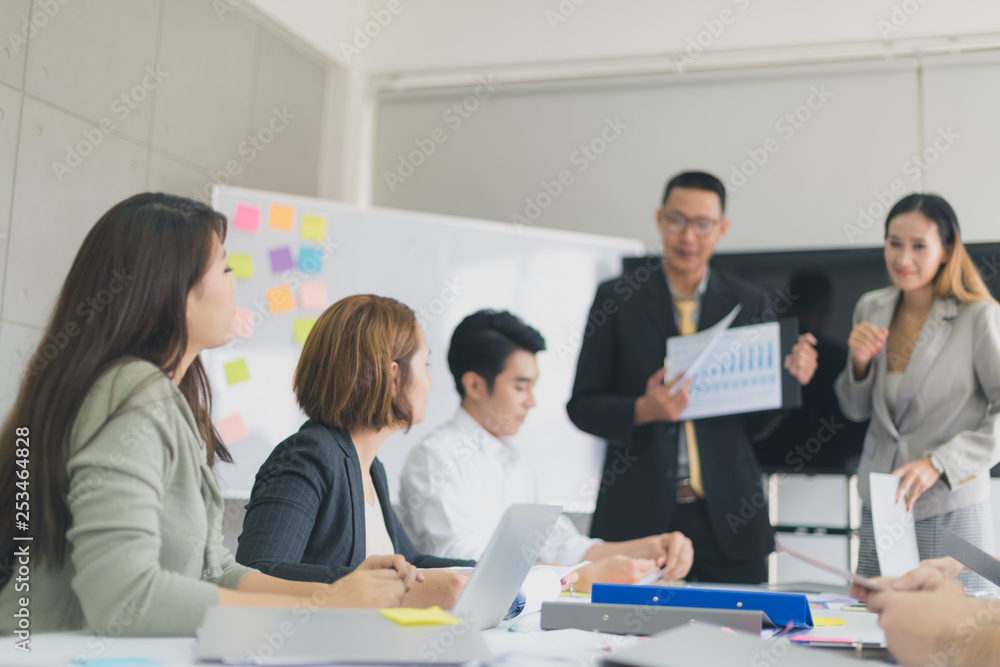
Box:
<box><xmin>661</xmin><ymin>171</ymin><xmax>727</xmax><ymax>213</ymax></box>
<box><xmin>448</xmin><ymin>310</ymin><xmax>546</xmax><ymax>398</ymax></box>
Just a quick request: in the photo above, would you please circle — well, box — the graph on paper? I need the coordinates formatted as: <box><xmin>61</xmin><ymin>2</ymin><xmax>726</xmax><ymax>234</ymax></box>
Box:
<box><xmin>666</xmin><ymin>320</ymin><xmax>783</xmax><ymax>420</ymax></box>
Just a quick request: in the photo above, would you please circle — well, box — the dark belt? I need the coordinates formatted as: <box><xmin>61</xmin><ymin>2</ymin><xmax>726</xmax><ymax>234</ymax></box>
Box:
<box><xmin>676</xmin><ymin>477</ymin><xmax>699</xmax><ymax>504</ymax></box>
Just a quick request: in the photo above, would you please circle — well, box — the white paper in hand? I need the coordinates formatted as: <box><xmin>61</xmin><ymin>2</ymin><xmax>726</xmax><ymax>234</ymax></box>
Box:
<box><xmin>869</xmin><ymin>472</ymin><xmax>920</xmax><ymax>576</ymax></box>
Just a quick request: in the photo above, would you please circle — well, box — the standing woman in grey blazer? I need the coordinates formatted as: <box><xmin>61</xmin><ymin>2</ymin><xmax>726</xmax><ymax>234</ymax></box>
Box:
<box><xmin>835</xmin><ymin>193</ymin><xmax>1000</xmax><ymax>591</ymax></box>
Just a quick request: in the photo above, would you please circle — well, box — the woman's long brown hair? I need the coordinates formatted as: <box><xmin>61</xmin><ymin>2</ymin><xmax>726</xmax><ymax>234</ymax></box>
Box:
<box><xmin>0</xmin><ymin>193</ymin><xmax>232</xmax><ymax>567</ymax></box>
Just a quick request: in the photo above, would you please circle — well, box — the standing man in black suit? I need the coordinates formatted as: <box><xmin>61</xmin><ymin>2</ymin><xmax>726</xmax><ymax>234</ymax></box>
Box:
<box><xmin>567</xmin><ymin>171</ymin><xmax>818</xmax><ymax>583</ymax></box>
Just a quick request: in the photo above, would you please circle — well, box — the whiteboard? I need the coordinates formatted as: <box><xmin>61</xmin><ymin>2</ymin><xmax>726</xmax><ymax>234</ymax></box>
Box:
<box><xmin>206</xmin><ymin>185</ymin><xmax>644</xmax><ymax>510</ymax></box>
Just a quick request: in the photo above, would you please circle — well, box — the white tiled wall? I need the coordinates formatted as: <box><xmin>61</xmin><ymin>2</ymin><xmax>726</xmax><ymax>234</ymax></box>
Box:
<box><xmin>0</xmin><ymin>0</ymin><xmax>336</xmax><ymax>422</ymax></box>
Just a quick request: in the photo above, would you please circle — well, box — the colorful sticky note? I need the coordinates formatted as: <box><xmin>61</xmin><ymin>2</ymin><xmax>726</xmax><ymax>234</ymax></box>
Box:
<box><xmin>294</xmin><ymin>317</ymin><xmax>317</xmax><ymax>344</ymax></box>
<box><xmin>269</xmin><ymin>204</ymin><xmax>295</xmax><ymax>231</ymax></box>
<box><xmin>232</xmin><ymin>308</ymin><xmax>255</xmax><ymax>339</ymax></box>
<box><xmin>228</xmin><ymin>253</ymin><xmax>254</xmax><ymax>280</ymax></box>
<box><xmin>266</xmin><ymin>285</ymin><xmax>295</xmax><ymax>315</ymax></box>
<box><xmin>217</xmin><ymin>413</ymin><xmax>249</xmax><ymax>444</ymax></box>
<box><xmin>790</xmin><ymin>635</ymin><xmax>854</xmax><ymax>644</ymax></box>
<box><xmin>299</xmin><ymin>281</ymin><xmax>327</xmax><ymax>311</ymax></box>
<box><xmin>233</xmin><ymin>204</ymin><xmax>260</xmax><ymax>232</ymax></box>
<box><xmin>269</xmin><ymin>247</ymin><xmax>294</xmax><ymax>273</ymax></box>
<box><xmin>297</xmin><ymin>246</ymin><xmax>323</xmax><ymax>273</ymax></box>
<box><xmin>301</xmin><ymin>214</ymin><xmax>326</xmax><ymax>241</ymax></box>
<box><xmin>379</xmin><ymin>606</ymin><xmax>461</xmax><ymax>626</ymax></box>
<box><xmin>224</xmin><ymin>359</ymin><xmax>250</xmax><ymax>385</ymax></box>
<box><xmin>812</xmin><ymin>617</ymin><xmax>846</xmax><ymax>626</ymax></box>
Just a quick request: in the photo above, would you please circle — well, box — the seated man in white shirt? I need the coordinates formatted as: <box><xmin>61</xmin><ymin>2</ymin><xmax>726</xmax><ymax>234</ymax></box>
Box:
<box><xmin>399</xmin><ymin>310</ymin><xmax>694</xmax><ymax>589</ymax></box>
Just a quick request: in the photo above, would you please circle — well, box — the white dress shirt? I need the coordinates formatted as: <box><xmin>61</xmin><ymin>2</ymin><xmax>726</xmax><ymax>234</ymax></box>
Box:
<box><xmin>364</xmin><ymin>494</ymin><xmax>395</xmax><ymax>557</ymax></box>
<box><xmin>398</xmin><ymin>408</ymin><xmax>602</xmax><ymax>564</ymax></box>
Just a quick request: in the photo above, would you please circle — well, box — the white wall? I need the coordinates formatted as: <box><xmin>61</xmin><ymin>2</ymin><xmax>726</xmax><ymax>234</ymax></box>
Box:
<box><xmin>0</xmin><ymin>0</ymin><xmax>335</xmax><ymax>421</ymax></box>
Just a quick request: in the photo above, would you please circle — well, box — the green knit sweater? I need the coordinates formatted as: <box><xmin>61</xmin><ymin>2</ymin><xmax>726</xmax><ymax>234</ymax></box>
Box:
<box><xmin>0</xmin><ymin>360</ymin><xmax>255</xmax><ymax>635</ymax></box>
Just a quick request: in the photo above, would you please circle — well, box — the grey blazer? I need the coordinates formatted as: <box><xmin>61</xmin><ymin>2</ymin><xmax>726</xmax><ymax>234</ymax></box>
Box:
<box><xmin>835</xmin><ymin>287</ymin><xmax>1000</xmax><ymax>520</ymax></box>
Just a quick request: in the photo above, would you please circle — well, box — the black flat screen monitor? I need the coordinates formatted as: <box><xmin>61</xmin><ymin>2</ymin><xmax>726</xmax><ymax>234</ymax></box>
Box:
<box><xmin>624</xmin><ymin>242</ymin><xmax>1000</xmax><ymax>475</ymax></box>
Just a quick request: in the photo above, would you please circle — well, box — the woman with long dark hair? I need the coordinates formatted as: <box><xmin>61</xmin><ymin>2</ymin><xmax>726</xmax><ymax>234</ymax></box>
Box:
<box><xmin>0</xmin><ymin>193</ymin><xmax>415</xmax><ymax>635</ymax></box>
<box><xmin>835</xmin><ymin>193</ymin><xmax>1000</xmax><ymax>591</ymax></box>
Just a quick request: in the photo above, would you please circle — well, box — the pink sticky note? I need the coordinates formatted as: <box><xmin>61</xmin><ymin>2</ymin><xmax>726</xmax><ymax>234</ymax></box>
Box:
<box><xmin>233</xmin><ymin>204</ymin><xmax>260</xmax><ymax>232</ymax></box>
<box><xmin>232</xmin><ymin>308</ymin><xmax>255</xmax><ymax>339</ymax></box>
<box><xmin>300</xmin><ymin>281</ymin><xmax>327</xmax><ymax>311</ymax></box>
<box><xmin>217</xmin><ymin>413</ymin><xmax>249</xmax><ymax>444</ymax></box>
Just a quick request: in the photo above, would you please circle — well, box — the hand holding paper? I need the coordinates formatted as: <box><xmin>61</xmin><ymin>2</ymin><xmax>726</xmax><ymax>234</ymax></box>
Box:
<box><xmin>891</xmin><ymin>457</ymin><xmax>942</xmax><ymax>511</ymax></box>
<box><xmin>869</xmin><ymin>472</ymin><xmax>921</xmax><ymax>577</ymax></box>
<box><xmin>634</xmin><ymin>367</ymin><xmax>691</xmax><ymax>425</ymax></box>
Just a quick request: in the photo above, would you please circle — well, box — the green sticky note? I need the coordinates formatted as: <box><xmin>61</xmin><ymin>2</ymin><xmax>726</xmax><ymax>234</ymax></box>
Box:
<box><xmin>228</xmin><ymin>253</ymin><xmax>254</xmax><ymax>280</ymax></box>
<box><xmin>224</xmin><ymin>359</ymin><xmax>250</xmax><ymax>385</ymax></box>
<box><xmin>294</xmin><ymin>317</ymin><xmax>317</xmax><ymax>344</ymax></box>
<box><xmin>301</xmin><ymin>215</ymin><xmax>326</xmax><ymax>242</ymax></box>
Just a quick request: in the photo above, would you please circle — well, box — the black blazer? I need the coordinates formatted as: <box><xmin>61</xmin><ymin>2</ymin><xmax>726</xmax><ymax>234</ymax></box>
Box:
<box><xmin>236</xmin><ymin>421</ymin><xmax>474</xmax><ymax>582</ymax></box>
<box><xmin>567</xmin><ymin>262</ymin><xmax>778</xmax><ymax>562</ymax></box>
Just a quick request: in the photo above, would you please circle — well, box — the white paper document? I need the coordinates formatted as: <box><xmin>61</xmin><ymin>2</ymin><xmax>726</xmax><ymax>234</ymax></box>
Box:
<box><xmin>666</xmin><ymin>308</ymin><xmax>783</xmax><ymax>420</ymax></box>
<box><xmin>869</xmin><ymin>472</ymin><xmax>921</xmax><ymax>577</ymax></box>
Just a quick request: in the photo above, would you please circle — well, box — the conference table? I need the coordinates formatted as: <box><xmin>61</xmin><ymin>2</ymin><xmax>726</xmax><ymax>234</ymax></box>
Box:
<box><xmin>0</xmin><ymin>584</ymin><xmax>892</xmax><ymax>666</ymax></box>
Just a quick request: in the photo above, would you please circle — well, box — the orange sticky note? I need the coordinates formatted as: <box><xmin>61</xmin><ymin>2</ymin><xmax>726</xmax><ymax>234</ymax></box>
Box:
<box><xmin>301</xmin><ymin>214</ymin><xmax>326</xmax><ymax>241</ymax></box>
<box><xmin>232</xmin><ymin>308</ymin><xmax>255</xmax><ymax>339</ymax></box>
<box><xmin>299</xmin><ymin>281</ymin><xmax>327</xmax><ymax>311</ymax></box>
<box><xmin>269</xmin><ymin>204</ymin><xmax>295</xmax><ymax>231</ymax></box>
<box><xmin>266</xmin><ymin>285</ymin><xmax>295</xmax><ymax>315</ymax></box>
<box><xmin>294</xmin><ymin>317</ymin><xmax>317</xmax><ymax>344</ymax></box>
<box><xmin>217</xmin><ymin>413</ymin><xmax>249</xmax><ymax>444</ymax></box>
<box><xmin>224</xmin><ymin>359</ymin><xmax>250</xmax><ymax>385</ymax></box>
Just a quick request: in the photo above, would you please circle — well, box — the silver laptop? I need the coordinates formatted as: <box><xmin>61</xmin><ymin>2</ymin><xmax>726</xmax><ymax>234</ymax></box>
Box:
<box><xmin>196</xmin><ymin>503</ymin><xmax>562</xmax><ymax>664</ymax></box>
<box><xmin>451</xmin><ymin>502</ymin><xmax>562</xmax><ymax>630</ymax></box>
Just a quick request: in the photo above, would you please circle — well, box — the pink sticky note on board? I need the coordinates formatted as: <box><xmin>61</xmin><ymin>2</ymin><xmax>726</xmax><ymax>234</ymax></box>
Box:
<box><xmin>217</xmin><ymin>414</ymin><xmax>249</xmax><ymax>444</ymax></box>
<box><xmin>233</xmin><ymin>204</ymin><xmax>261</xmax><ymax>232</ymax></box>
<box><xmin>300</xmin><ymin>281</ymin><xmax>327</xmax><ymax>310</ymax></box>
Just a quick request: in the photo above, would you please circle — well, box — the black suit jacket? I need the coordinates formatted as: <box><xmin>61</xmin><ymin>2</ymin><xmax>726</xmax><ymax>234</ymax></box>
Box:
<box><xmin>236</xmin><ymin>421</ymin><xmax>474</xmax><ymax>582</ymax></box>
<box><xmin>567</xmin><ymin>261</ymin><xmax>778</xmax><ymax>562</ymax></box>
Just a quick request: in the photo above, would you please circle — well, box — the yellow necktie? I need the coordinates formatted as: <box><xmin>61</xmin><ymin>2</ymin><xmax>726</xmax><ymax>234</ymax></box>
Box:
<box><xmin>673</xmin><ymin>299</ymin><xmax>704</xmax><ymax>498</ymax></box>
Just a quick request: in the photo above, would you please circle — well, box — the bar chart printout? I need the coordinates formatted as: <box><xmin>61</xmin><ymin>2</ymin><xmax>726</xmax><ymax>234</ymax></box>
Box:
<box><xmin>666</xmin><ymin>321</ymin><xmax>783</xmax><ymax>420</ymax></box>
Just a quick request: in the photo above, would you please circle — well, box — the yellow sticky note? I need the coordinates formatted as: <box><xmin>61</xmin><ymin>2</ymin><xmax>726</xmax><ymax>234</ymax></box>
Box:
<box><xmin>228</xmin><ymin>253</ymin><xmax>254</xmax><ymax>280</ymax></box>
<box><xmin>269</xmin><ymin>204</ymin><xmax>295</xmax><ymax>231</ymax></box>
<box><xmin>266</xmin><ymin>285</ymin><xmax>295</xmax><ymax>315</ymax></box>
<box><xmin>224</xmin><ymin>359</ymin><xmax>250</xmax><ymax>385</ymax></box>
<box><xmin>301</xmin><ymin>214</ymin><xmax>326</xmax><ymax>241</ymax></box>
<box><xmin>380</xmin><ymin>606</ymin><xmax>461</xmax><ymax>626</ymax></box>
<box><xmin>293</xmin><ymin>317</ymin><xmax>317</xmax><ymax>344</ymax></box>
<box><xmin>813</xmin><ymin>617</ymin><xmax>846</xmax><ymax>626</ymax></box>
